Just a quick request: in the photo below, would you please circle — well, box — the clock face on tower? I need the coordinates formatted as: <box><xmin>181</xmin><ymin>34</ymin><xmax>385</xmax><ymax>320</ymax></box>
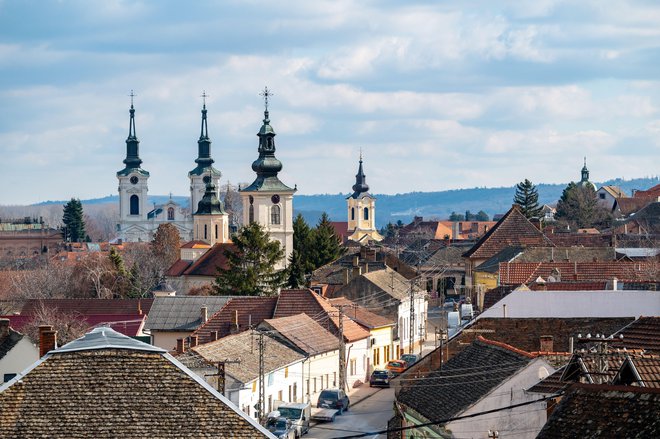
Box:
<box><xmin>271</xmin><ymin>194</ymin><xmax>280</xmax><ymax>204</ymax></box>
<box><xmin>130</xmin><ymin>176</ymin><xmax>139</xmax><ymax>185</ymax></box>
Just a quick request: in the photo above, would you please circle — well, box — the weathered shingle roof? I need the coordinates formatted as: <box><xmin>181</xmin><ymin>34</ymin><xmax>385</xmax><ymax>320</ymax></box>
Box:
<box><xmin>537</xmin><ymin>384</ymin><xmax>660</xmax><ymax>439</ymax></box>
<box><xmin>274</xmin><ymin>289</ymin><xmax>369</xmax><ymax>342</ymax></box>
<box><xmin>145</xmin><ymin>296</ymin><xmax>232</xmax><ymax>331</ymax></box>
<box><xmin>182</xmin><ymin>330</ymin><xmax>304</xmax><ymax>384</ymax></box>
<box><xmin>463</xmin><ymin>205</ymin><xmax>553</xmax><ymax>259</ymax></box>
<box><xmin>360</xmin><ymin>269</ymin><xmax>411</xmax><ymax>300</ymax></box>
<box><xmin>0</xmin><ymin>327</ymin><xmax>274</xmax><ymax>438</ymax></box>
<box><xmin>21</xmin><ymin>298</ymin><xmax>153</xmax><ymax>316</ymax></box>
<box><xmin>397</xmin><ymin>338</ymin><xmax>532</xmax><ymax>423</ymax></box>
<box><xmin>328</xmin><ymin>297</ymin><xmax>395</xmax><ymax>329</ymax></box>
<box><xmin>191</xmin><ymin>296</ymin><xmax>277</xmax><ymax>344</ymax></box>
<box><xmin>260</xmin><ymin>313</ymin><xmax>339</xmax><ymax>355</ymax></box>
<box><xmin>611</xmin><ymin>316</ymin><xmax>660</xmax><ymax>354</ymax></box>
<box><xmin>498</xmin><ymin>260</ymin><xmax>657</xmax><ymax>285</ymax></box>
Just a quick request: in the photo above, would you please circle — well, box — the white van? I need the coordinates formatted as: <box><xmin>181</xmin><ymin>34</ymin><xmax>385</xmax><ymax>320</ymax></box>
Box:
<box><xmin>271</xmin><ymin>401</ymin><xmax>311</xmax><ymax>437</ymax></box>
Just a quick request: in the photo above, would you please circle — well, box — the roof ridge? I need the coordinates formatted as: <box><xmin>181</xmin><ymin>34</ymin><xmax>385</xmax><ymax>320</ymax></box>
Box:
<box><xmin>476</xmin><ymin>335</ymin><xmax>536</xmax><ymax>359</ymax></box>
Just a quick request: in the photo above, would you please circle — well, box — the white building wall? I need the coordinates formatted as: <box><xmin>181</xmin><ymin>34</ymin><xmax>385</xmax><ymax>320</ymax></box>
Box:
<box><xmin>397</xmin><ymin>293</ymin><xmax>428</xmax><ymax>353</ymax></box>
<box><xmin>345</xmin><ymin>337</ymin><xmax>370</xmax><ymax>388</ymax></box>
<box><xmin>0</xmin><ymin>337</ymin><xmax>39</xmax><ymax>382</ymax></box>
<box><xmin>446</xmin><ymin>358</ymin><xmax>555</xmax><ymax>439</ymax></box>
<box><xmin>304</xmin><ymin>350</ymin><xmax>340</xmax><ymax>404</ymax></box>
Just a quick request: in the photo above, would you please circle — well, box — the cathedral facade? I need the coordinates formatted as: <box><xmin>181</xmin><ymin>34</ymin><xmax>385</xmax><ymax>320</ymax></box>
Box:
<box><xmin>116</xmin><ymin>97</ymin><xmax>220</xmax><ymax>242</ymax></box>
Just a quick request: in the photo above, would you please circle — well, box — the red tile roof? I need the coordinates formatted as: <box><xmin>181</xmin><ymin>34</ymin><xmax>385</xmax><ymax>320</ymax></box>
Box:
<box><xmin>21</xmin><ymin>298</ymin><xmax>153</xmax><ymax>316</ymax></box>
<box><xmin>463</xmin><ymin>205</ymin><xmax>553</xmax><ymax>259</ymax></box>
<box><xmin>611</xmin><ymin>316</ymin><xmax>660</xmax><ymax>354</ymax></box>
<box><xmin>498</xmin><ymin>261</ymin><xmax>656</xmax><ymax>285</ymax></box>
<box><xmin>328</xmin><ymin>297</ymin><xmax>395</xmax><ymax>329</ymax></box>
<box><xmin>181</xmin><ymin>240</ymin><xmax>212</xmax><ymax>249</ymax></box>
<box><xmin>165</xmin><ymin>259</ymin><xmax>193</xmax><ymax>276</ymax></box>
<box><xmin>330</xmin><ymin>222</ymin><xmax>349</xmax><ymax>243</ymax></box>
<box><xmin>167</xmin><ymin>243</ymin><xmax>235</xmax><ymax>278</ymax></box>
<box><xmin>191</xmin><ymin>296</ymin><xmax>277</xmax><ymax>344</ymax></box>
<box><xmin>275</xmin><ymin>289</ymin><xmax>369</xmax><ymax>342</ymax></box>
<box><xmin>633</xmin><ymin>183</ymin><xmax>660</xmax><ymax>199</ymax></box>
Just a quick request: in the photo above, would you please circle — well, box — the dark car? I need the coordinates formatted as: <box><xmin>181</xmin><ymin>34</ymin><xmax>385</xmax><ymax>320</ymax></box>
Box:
<box><xmin>316</xmin><ymin>388</ymin><xmax>350</xmax><ymax>414</ymax></box>
<box><xmin>369</xmin><ymin>369</ymin><xmax>393</xmax><ymax>387</ymax></box>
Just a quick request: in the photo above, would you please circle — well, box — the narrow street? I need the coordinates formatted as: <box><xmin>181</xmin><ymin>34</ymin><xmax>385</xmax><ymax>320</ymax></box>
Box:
<box><xmin>306</xmin><ymin>388</ymin><xmax>395</xmax><ymax>439</ymax></box>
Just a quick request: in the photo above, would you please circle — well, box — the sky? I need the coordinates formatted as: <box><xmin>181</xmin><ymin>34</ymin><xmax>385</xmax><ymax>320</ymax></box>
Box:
<box><xmin>1</xmin><ymin>0</ymin><xmax>659</xmax><ymax>205</ymax></box>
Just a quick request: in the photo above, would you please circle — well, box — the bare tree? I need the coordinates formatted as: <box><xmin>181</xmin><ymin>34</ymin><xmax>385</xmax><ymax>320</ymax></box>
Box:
<box><xmin>21</xmin><ymin>301</ymin><xmax>89</xmax><ymax>346</ymax></box>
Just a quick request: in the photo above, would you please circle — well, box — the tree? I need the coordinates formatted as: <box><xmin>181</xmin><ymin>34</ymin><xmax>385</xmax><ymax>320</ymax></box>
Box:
<box><xmin>555</xmin><ymin>183</ymin><xmax>611</xmax><ymax>229</ymax></box>
<box><xmin>309</xmin><ymin>212</ymin><xmax>344</xmax><ymax>269</ymax></box>
<box><xmin>475</xmin><ymin>210</ymin><xmax>490</xmax><ymax>221</ymax></box>
<box><xmin>286</xmin><ymin>214</ymin><xmax>314</xmax><ymax>288</ymax></box>
<box><xmin>449</xmin><ymin>212</ymin><xmax>465</xmax><ymax>221</ymax></box>
<box><xmin>465</xmin><ymin>210</ymin><xmax>476</xmax><ymax>221</ymax></box>
<box><xmin>151</xmin><ymin>223</ymin><xmax>181</xmax><ymax>270</ymax></box>
<box><xmin>214</xmin><ymin>222</ymin><xmax>286</xmax><ymax>296</ymax></box>
<box><xmin>514</xmin><ymin>179</ymin><xmax>543</xmax><ymax>219</ymax></box>
<box><xmin>221</xmin><ymin>181</ymin><xmax>244</xmax><ymax>228</ymax></box>
<box><xmin>62</xmin><ymin>198</ymin><xmax>86</xmax><ymax>242</ymax></box>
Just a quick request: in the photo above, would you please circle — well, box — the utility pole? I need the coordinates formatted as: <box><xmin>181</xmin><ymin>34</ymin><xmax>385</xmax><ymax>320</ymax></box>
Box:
<box><xmin>255</xmin><ymin>330</ymin><xmax>266</xmax><ymax>424</ymax></box>
<box><xmin>205</xmin><ymin>359</ymin><xmax>241</xmax><ymax>395</ymax></box>
<box><xmin>338</xmin><ymin>306</ymin><xmax>346</xmax><ymax>393</ymax></box>
<box><xmin>409</xmin><ymin>281</ymin><xmax>415</xmax><ymax>354</ymax></box>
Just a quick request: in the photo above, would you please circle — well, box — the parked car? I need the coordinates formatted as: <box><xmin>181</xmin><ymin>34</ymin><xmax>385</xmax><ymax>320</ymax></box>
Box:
<box><xmin>385</xmin><ymin>359</ymin><xmax>408</xmax><ymax>375</ymax></box>
<box><xmin>316</xmin><ymin>388</ymin><xmax>350</xmax><ymax>414</ymax></box>
<box><xmin>400</xmin><ymin>353</ymin><xmax>419</xmax><ymax>366</ymax></box>
<box><xmin>265</xmin><ymin>416</ymin><xmax>296</xmax><ymax>439</ymax></box>
<box><xmin>369</xmin><ymin>369</ymin><xmax>393</xmax><ymax>387</ymax></box>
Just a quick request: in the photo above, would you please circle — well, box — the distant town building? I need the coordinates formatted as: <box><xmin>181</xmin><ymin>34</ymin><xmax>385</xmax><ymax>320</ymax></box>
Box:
<box><xmin>0</xmin><ymin>217</ymin><xmax>61</xmax><ymax>258</ymax></box>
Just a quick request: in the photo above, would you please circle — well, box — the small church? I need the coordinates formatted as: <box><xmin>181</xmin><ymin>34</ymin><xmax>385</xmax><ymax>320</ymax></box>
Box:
<box><xmin>347</xmin><ymin>154</ymin><xmax>383</xmax><ymax>243</ymax></box>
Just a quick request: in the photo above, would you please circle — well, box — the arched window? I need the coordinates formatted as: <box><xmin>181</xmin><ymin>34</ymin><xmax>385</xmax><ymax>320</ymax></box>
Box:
<box><xmin>249</xmin><ymin>204</ymin><xmax>254</xmax><ymax>224</ymax></box>
<box><xmin>167</xmin><ymin>207</ymin><xmax>174</xmax><ymax>221</ymax></box>
<box><xmin>215</xmin><ymin>224</ymin><xmax>218</xmax><ymax>239</ymax></box>
<box><xmin>363</xmin><ymin>207</ymin><xmax>369</xmax><ymax>221</ymax></box>
<box><xmin>271</xmin><ymin>205</ymin><xmax>281</xmax><ymax>225</ymax></box>
<box><xmin>204</xmin><ymin>224</ymin><xmax>208</xmax><ymax>240</ymax></box>
<box><xmin>130</xmin><ymin>195</ymin><xmax>139</xmax><ymax>215</ymax></box>
<box><xmin>351</xmin><ymin>207</ymin><xmax>355</xmax><ymax>221</ymax></box>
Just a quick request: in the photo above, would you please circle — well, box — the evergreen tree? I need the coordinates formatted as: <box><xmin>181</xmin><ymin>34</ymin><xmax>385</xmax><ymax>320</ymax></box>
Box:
<box><xmin>286</xmin><ymin>214</ymin><xmax>314</xmax><ymax>288</ymax></box>
<box><xmin>555</xmin><ymin>183</ymin><xmax>611</xmax><ymax>229</ymax></box>
<box><xmin>475</xmin><ymin>210</ymin><xmax>490</xmax><ymax>221</ymax></box>
<box><xmin>309</xmin><ymin>212</ymin><xmax>344</xmax><ymax>269</ymax></box>
<box><xmin>449</xmin><ymin>212</ymin><xmax>465</xmax><ymax>221</ymax></box>
<box><xmin>514</xmin><ymin>179</ymin><xmax>543</xmax><ymax>219</ymax></box>
<box><xmin>214</xmin><ymin>222</ymin><xmax>286</xmax><ymax>296</ymax></box>
<box><xmin>62</xmin><ymin>198</ymin><xmax>86</xmax><ymax>242</ymax></box>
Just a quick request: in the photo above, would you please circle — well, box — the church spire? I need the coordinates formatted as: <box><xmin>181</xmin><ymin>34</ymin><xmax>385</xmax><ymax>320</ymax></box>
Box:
<box><xmin>195</xmin><ymin>169</ymin><xmax>225</xmax><ymax>215</ymax></box>
<box><xmin>251</xmin><ymin>86</ymin><xmax>282</xmax><ymax>177</ymax></box>
<box><xmin>581</xmin><ymin>156</ymin><xmax>589</xmax><ymax>182</ymax></box>
<box><xmin>350</xmin><ymin>153</ymin><xmax>370</xmax><ymax>198</ymax></box>
<box><xmin>194</xmin><ymin>91</ymin><xmax>214</xmax><ymax>170</ymax></box>
<box><xmin>123</xmin><ymin>90</ymin><xmax>142</xmax><ymax>170</ymax></box>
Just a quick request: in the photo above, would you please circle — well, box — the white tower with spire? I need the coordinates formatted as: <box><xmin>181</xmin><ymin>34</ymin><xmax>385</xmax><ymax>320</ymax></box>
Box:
<box><xmin>347</xmin><ymin>153</ymin><xmax>383</xmax><ymax>242</ymax></box>
<box><xmin>189</xmin><ymin>91</ymin><xmax>221</xmax><ymax>212</ymax></box>
<box><xmin>239</xmin><ymin>87</ymin><xmax>296</xmax><ymax>269</ymax></box>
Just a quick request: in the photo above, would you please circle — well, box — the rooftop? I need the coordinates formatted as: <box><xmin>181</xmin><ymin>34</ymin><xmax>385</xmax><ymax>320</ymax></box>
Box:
<box><xmin>144</xmin><ymin>296</ymin><xmax>232</xmax><ymax>331</ymax></box>
<box><xmin>260</xmin><ymin>313</ymin><xmax>339</xmax><ymax>355</ymax></box>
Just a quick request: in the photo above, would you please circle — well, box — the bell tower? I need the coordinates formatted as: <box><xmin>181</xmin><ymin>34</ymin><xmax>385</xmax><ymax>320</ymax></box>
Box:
<box><xmin>347</xmin><ymin>153</ymin><xmax>382</xmax><ymax>242</ymax></box>
<box><xmin>189</xmin><ymin>91</ymin><xmax>221</xmax><ymax>214</ymax></box>
<box><xmin>193</xmin><ymin>170</ymin><xmax>229</xmax><ymax>245</ymax></box>
<box><xmin>239</xmin><ymin>87</ymin><xmax>295</xmax><ymax>269</ymax></box>
<box><xmin>117</xmin><ymin>91</ymin><xmax>150</xmax><ymax>241</ymax></box>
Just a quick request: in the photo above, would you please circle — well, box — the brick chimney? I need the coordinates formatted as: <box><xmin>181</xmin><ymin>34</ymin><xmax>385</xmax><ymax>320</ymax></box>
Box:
<box><xmin>38</xmin><ymin>325</ymin><xmax>57</xmax><ymax>357</ymax></box>
<box><xmin>189</xmin><ymin>335</ymin><xmax>198</xmax><ymax>348</ymax></box>
<box><xmin>230</xmin><ymin>310</ymin><xmax>240</xmax><ymax>334</ymax></box>
<box><xmin>176</xmin><ymin>338</ymin><xmax>185</xmax><ymax>354</ymax></box>
<box><xmin>201</xmin><ymin>306</ymin><xmax>208</xmax><ymax>324</ymax></box>
<box><xmin>539</xmin><ymin>335</ymin><xmax>554</xmax><ymax>353</ymax></box>
<box><xmin>0</xmin><ymin>318</ymin><xmax>9</xmax><ymax>340</ymax></box>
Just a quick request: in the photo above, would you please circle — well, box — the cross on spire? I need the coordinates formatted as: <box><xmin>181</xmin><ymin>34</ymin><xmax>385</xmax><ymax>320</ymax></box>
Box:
<box><xmin>259</xmin><ymin>86</ymin><xmax>273</xmax><ymax>112</ymax></box>
<box><xmin>129</xmin><ymin>90</ymin><xmax>136</xmax><ymax>108</ymax></box>
<box><xmin>201</xmin><ymin>90</ymin><xmax>208</xmax><ymax>108</ymax></box>
<box><xmin>359</xmin><ymin>147</ymin><xmax>363</xmax><ymax>162</ymax></box>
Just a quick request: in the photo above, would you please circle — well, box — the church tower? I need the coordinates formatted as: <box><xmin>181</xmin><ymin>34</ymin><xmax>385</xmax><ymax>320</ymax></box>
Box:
<box><xmin>577</xmin><ymin>157</ymin><xmax>597</xmax><ymax>190</ymax></box>
<box><xmin>117</xmin><ymin>93</ymin><xmax>150</xmax><ymax>241</ymax></box>
<box><xmin>240</xmin><ymin>87</ymin><xmax>295</xmax><ymax>269</ymax></box>
<box><xmin>189</xmin><ymin>92</ymin><xmax>221</xmax><ymax>214</ymax></box>
<box><xmin>347</xmin><ymin>154</ymin><xmax>383</xmax><ymax>242</ymax></box>
<box><xmin>193</xmin><ymin>170</ymin><xmax>229</xmax><ymax>245</ymax></box>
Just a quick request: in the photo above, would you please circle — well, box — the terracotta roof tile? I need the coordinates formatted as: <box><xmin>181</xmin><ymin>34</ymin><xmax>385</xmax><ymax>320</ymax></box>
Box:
<box><xmin>498</xmin><ymin>261</ymin><xmax>657</xmax><ymax>285</ymax></box>
<box><xmin>21</xmin><ymin>298</ymin><xmax>153</xmax><ymax>316</ymax></box>
<box><xmin>183</xmin><ymin>243</ymin><xmax>235</xmax><ymax>276</ymax></box>
<box><xmin>191</xmin><ymin>297</ymin><xmax>277</xmax><ymax>344</ymax></box>
<box><xmin>260</xmin><ymin>313</ymin><xmax>339</xmax><ymax>355</ymax></box>
<box><xmin>611</xmin><ymin>316</ymin><xmax>660</xmax><ymax>354</ymax></box>
<box><xmin>165</xmin><ymin>259</ymin><xmax>193</xmax><ymax>276</ymax></box>
<box><xmin>463</xmin><ymin>205</ymin><xmax>553</xmax><ymax>259</ymax></box>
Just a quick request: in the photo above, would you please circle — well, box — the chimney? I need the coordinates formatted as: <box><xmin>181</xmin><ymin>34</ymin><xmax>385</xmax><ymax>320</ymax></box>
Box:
<box><xmin>137</xmin><ymin>299</ymin><xmax>142</xmax><ymax>315</ymax></box>
<box><xmin>210</xmin><ymin>331</ymin><xmax>219</xmax><ymax>341</ymax></box>
<box><xmin>363</xmin><ymin>262</ymin><xmax>369</xmax><ymax>274</ymax></box>
<box><xmin>38</xmin><ymin>325</ymin><xmax>57</xmax><ymax>357</ymax></box>
<box><xmin>189</xmin><ymin>335</ymin><xmax>198</xmax><ymax>348</ymax></box>
<box><xmin>539</xmin><ymin>335</ymin><xmax>554</xmax><ymax>353</ymax></box>
<box><xmin>0</xmin><ymin>318</ymin><xmax>9</xmax><ymax>339</ymax></box>
<box><xmin>176</xmin><ymin>338</ymin><xmax>185</xmax><ymax>354</ymax></box>
<box><xmin>569</xmin><ymin>336</ymin><xmax>574</xmax><ymax>353</ymax></box>
<box><xmin>611</xmin><ymin>277</ymin><xmax>618</xmax><ymax>290</ymax></box>
<box><xmin>502</xmin><ymin>304</ymin><xmax>507</xmax><ymax>318</ymax></box>
<box><xmin>360</xmin><ymin>247</ymin><xmax>367</xmax><ymax>260</ymax></box>
<box><xmin>352</xmin><ymin>265</ymin><xmax>361</xmax><ymax>278</ymax></box>
<box><xmin>230</xmin><ymin>310</ymin><xmax>240</xmax><ymax>334</ymax></box>
<box><xmin>201</xmin><ymin>306</ymin><xmax>208</xmax><ymax>324</ymax></box>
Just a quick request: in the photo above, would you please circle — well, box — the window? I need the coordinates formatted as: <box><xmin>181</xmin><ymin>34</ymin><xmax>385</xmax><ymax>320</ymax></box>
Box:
<box><xmin>306</xmin><ymin>379</ymin><xmax>310</xmax><ymax>396</ymax></box>
<box><xmin>204</xmin><ymin>224</ymin><xmax>208</xmax><ymax>240</ymax></box>
<box><xmin>268</xmin><ymin>373</ymin><xmax>274</xmax><ymax>386</ymax></box>
<box><xmin>313</xmin><ymin>377</ymin><xmax>317</xmax><ymax>393</ymax></box>
<box><xmin>351</xmin><ymin>207</ymin><xmax>355</xmax><ymax>220</ymax></box>
<box><xmin>288</xmin><ymin>385</ymin><xmax>292</xmax><ymax>402</ymax></box>
<box><xmin>373</xmin><ymin>347</ymin><xmax>380</xmax><ymax>366</ymax></box>
<box><xmin>249</xmin><ymin>204</ymin><xmax>254</xmax><ymax>224</ymax></box>
<box><xmin>3</xmin><ymin>373</ymin><xmax>16</xmax><ymax>383</ymax></box>
<box><xmin>385</xmin><ymin>345</ymin><xmax>391</xmax><ymax>362</ymax></box>
<box><xmin>268</xmin><ymin>395</ymin><xmax>272</xmax><ymax>413</ymax></box>
<box><xmin>278</xmin><ymin>390</ymin><xmax>283</xmax><ymax>401</ymax></box>
<box><xmin>271</xmin><ymin>205</ymin><xmax>281</xmax><ymax>225</ymax></box>
<box><xmin>215</xmin><ymin>224</ymin><xmax>218</xmax><ymax>239</ymax></box>
<box><xmin>350</xmin><ymin>359</ymin><xmax>356</xmax><ymax>376</ymax></box>
<box><xmin>293</xmin><ymin>382</ymin><xmax>297</xmax><ymax>402</ymax></box>
<box><xmin>252</xmin><ymin>381</ymin><xmax>257</xmax><ymax>392</ymax></box>
<box><xmin>167</xmin><ymin>207</ymin><xmax>174</xmax><ymax>220</ymax></box>
<box><xmin>129</xmin><ymin>195</ymin><xmax>139</xmax><ymax>215</ymax></box>
<box><xmin>599</xmin><ymin>193</ymin><xmax>606</xmax><ymax>199</ymax></box>
<box><xmin>333</xmin><ymin>372</ymin><xmax>337</xmax><ymax>387</ymax></box>
<box><xmin>363</xmin><ymin>207</ymin><xmax>369</xmax><ymax>220</ymax></box>
<box><xmin>285</xmin><ymin>367</ymin><xmax>289</xmax><ymax>378</ymax></box>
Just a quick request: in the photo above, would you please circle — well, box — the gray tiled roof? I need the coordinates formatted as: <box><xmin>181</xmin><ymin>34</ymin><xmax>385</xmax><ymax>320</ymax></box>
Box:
<box><xmin>260</xmin><ymin>313</ymin><xmax>339</xmax><ymax>356</ymax></box>
<box><xmin>55</xmin><ymin>327</ymin><xmax>165</xmax><ymax>354</ymax></box>
<box><xmin>144</xmin><ymin>296</ymin><xmax>233</xmax><ymax>331</ymax></box>
<box><xmin>397</xmin><ymin>339</ymin><xmax>532</xmax><ymax>423</ymax></box>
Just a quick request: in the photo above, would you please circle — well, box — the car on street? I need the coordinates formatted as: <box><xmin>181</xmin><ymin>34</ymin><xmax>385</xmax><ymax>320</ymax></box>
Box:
<box><xmin>385</xmin><ymin>359</ymin><xmax>408</xmax><ymax>375</ymax></box>
<box><xmin>400</xmin><ymin>353</ymin><xmax>419</xmax><ymax>366</ymax></box>
<box><xmin>316</xmin><ymin>388</ymin><xmax>350</xmax><ymax>414</ymax></box>
<box><xmin>265</xmin><ymin>416</ymin><xmax>296</xmax><ymax>439</ymax></box>
<box><xmin>369</xmin><ymin>369</ymin><xmax>393</xmax><ymax>387</ymax></box>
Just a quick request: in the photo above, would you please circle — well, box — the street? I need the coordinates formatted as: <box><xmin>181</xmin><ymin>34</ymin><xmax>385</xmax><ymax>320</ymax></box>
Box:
<box><xmin>306</xmin><ymin>388</ymin><xmax>395</xmax><ymax>439</ymax></box>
